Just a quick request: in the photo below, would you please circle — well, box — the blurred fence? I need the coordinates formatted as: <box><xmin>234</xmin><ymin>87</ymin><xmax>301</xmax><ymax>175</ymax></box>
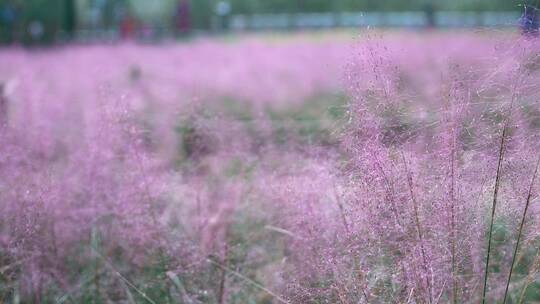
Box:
<box><xmin>0</xmin><ymin>8</ymin><xmax>524</xmax><ymax>45</ymax></box>
<box><xmin>230</xmin><ymin>11</ymin><xmax>521</xmax><ymax>30</ymax></box>
<box><xmin>68</xmin><ymin>11</ymin><xmax>522</xmax><ymax>42</ymax></box>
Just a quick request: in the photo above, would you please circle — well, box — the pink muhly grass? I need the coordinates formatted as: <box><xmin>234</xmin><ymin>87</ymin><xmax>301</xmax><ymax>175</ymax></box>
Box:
<box><xmin>1</xmin><ymin>32</ymin><xmax>540</xmax><ymax>303</ymax></box>
<box><xmin>0</xmin><ymin>91</ymin><xmax>169</xmax><ymax>300</ymax></box>
<box><xmin>335</xmin><ymin>34</ymin><xmax>540</xmax><ymax>303</ymax></box>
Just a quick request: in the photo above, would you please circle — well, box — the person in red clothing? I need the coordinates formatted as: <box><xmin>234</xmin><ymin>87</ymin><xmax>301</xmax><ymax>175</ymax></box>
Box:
<box><xmin>120</xmin><ymin>13</ymin><xmax>137</xmax><ymax>39</ymax></box>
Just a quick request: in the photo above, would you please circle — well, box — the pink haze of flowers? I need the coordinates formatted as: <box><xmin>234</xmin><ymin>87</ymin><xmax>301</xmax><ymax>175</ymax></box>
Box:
<box><xmin>0</xmin><ymin>32</ymin><xmax>539</xmax><ymax>302</ymax></box>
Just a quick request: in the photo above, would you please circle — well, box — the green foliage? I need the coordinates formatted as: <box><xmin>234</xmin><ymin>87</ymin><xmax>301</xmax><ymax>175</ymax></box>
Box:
<box><xmin>0</xmin><ymin>0</ymin><xmax>77</xmax><ymax>44</ymax></box>
<box><xmin>190</xmin><ymin>0</ymin><xmax>214</xmax><ymax>29</ymax></box>
<box><xmin>226</xmin><ymin>0</ymin><xmax>525</xmax><ymax>13</ymax></box>
<box><xmin>267</xmin><ymin>93</ymin><xmax>347</xmax><ymax>146</ymax></box>
<box><xmin>0</xmin><ymin>0</ymin><xmax>528</xmax><ymax>44</ymax></box>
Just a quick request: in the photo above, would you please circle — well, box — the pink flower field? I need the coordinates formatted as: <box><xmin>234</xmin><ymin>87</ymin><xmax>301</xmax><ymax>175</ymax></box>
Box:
<box><xmin>1</xmin><ymin>31</ymin><xmax>540</xmax><ymax>303</ymax></box>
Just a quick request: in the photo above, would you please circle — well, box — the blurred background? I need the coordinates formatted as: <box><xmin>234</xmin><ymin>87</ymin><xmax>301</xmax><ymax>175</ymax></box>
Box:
<box><xmin>0</xmin><ymin>0</ymin><xmax>536</xmax><ymax>45</ymax></box>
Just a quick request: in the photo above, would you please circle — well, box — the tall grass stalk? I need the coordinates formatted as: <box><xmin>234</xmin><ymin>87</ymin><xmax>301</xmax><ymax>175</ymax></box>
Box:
<box><xmin>502</xmin><ymin>156</ymin><xmax>540</xmax><ymax>303</ymax></box>
<box><xmin>482</xmin><ymin>70</ymin><xmax>522</xmax><ymax>303</ymax></box>
<box><xmin>481</xmin><ymin>120</ymin><xmax>508</xmax><ymax>304</ymax></box>
<box><xmin>402</xmin><ymin>153</ymin><xmax>432</xmax><ymax>303</ymax></box>
<box><xmin>217</xmin><ymin>242</ymin><xmax>229</xmax><ymax>304</ymax></box>
<box><xmin>445</xmin><ymin>102</ymin><xmax>459</xmax><ymax>304</ymax></box>
<box><xmin>450</xmin><ymin>143</ymin><xmax>458</xmax><ymax>304</ymax></box>
<box><xmin>481</xmin><ymin>98</ymin><xmax>518</xmax><ymax>303</ymax></box>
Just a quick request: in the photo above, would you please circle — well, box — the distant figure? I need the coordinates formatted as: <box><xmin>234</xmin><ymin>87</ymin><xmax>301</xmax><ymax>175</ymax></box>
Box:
<box><xmin>120</xmin><ymin>13</ymin><xmax>137</xmax><ymax>39</ymax></box>
<box><xmin>0</xmin><ymin>83</ymin><xmax>8</xmax><ymax>127</ymax></box>
<box><xmin>28</xmin><ymin>21</ymin><xmax>44</xmax><ymax>42</ymax></box>
<box><xmin>215</xmin><ymin>1</ymin><xmax>231</xmax><ymax>31</ymax></box>
<box><xmin>174</xmin><ymin>0</ymin><xmax>191</xmax><ymax>36</ymax></box>
<box><xmin>0</xmin><ymin>3</ymin><xmax>17</xmax><ymax>44</ymax></box>
<box><xmin>519</xmin><ymin>5</ymin><xmax>539</xmax><ymax>37</ymax></box>
<box><xmin>423</xmin><ymin>4</ymin><xmax>436</xmax><ymax>29</ymax></box>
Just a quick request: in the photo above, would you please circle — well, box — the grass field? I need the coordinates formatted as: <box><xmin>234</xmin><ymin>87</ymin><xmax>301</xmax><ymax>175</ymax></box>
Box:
<box><xmin>1</xmin><ymin>30</ymin><xmax>540</xmax><ymax>303</ymax></box>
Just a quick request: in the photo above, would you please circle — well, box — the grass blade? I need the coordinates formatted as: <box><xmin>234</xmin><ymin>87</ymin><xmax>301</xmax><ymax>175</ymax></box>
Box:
<box><xmin>90</xmin><ymin>246</ymin><xmax>157</xmax><ymax>304</ymax></box>
<box><xmin>502</xmin><ymin>156</ymin><xmax>540</xmax><ymax>303</ymax></box>
<box><xmin>482</xmin><ymin>121</ymin><xmax>509</xmax><ymax>304</ymax></box>
<box><xmin>207</xmin><ymin>257</ymin><xmax>290</xmax><ymax>304</ymax></box>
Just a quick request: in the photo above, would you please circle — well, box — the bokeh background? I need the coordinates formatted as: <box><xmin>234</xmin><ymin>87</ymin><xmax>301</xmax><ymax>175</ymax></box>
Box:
<box><xmin>0</xmin><ymin>0</ymin><xmax>533</xmax><ymax>44</ymax></box>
